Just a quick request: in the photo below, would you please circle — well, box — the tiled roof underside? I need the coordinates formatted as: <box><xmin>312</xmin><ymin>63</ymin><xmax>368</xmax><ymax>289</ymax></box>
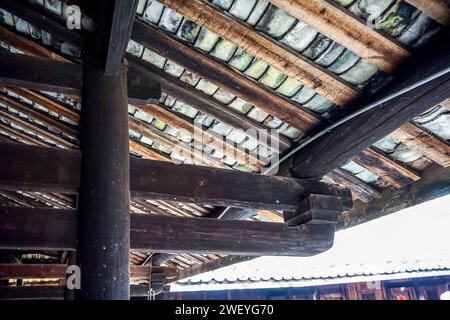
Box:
<box><xmin>0</xmin><ymin>0</ymin><xmax>448</xmax><ymax>272</ymax></box>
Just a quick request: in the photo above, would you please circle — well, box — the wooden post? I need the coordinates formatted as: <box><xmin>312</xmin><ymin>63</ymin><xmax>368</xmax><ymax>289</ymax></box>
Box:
<box><xmin>76</xmin><ymin>56</ymin><xmax>130</xmax><ymax>300</ymax></box>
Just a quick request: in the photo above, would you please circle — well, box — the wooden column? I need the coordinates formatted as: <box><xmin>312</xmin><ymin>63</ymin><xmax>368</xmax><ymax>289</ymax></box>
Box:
<box><xmin>76</xmin><ymin>56</ymin><xmax>130</xmax><ymax>300</ymax></box>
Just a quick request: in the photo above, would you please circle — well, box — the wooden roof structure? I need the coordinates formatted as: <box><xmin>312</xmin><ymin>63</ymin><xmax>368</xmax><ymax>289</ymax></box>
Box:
<box><xmin>0</xmin><ymin>0</ymin><xmax>449</xmax><ymax>299</ymax></box>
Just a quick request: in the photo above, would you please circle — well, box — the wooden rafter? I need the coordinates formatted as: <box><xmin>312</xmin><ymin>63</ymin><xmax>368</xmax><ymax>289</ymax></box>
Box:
<box><xmin>342</xmin><ymin>165</ymin><xmax>450</xmax><ymax>227</ymax></box>
<box><xmin>267</xmin><ymin>0</ymin><xmax>410</xmax><ymax>72</ymax></box>
<box><xmin>157</xmin><ymin>0</ymin><xmax>358</xmax><ymax>106</ymax></box>
<box><xmin>353</xmin><ymin>148</ymin><xmax>421</xmax><ymax>188</ymax></box>
<box><xmin>131</xmin><ymin>20</ymin><xmax>321</xmax><ymax>133</ymax></box>
<box><xmin>391</xmin><ymin>123</ymin><xmax>450</xmax><ymax>167</ymax></box>
<box><xmin>405</xmin><ymin>0</ymin><xmax>450</xmax><ymax>26</ymax></box>
<box><xmin>0</xmin><ymin>0</ymin><xmax>89</xmax><ymax>48</ymax></box>
<box><xmin>127</xmin><ymin>52</ymin><xmax>292</xmax><ymax>151</ymax></box>
<box><xmin>291</xmin><ymin>45</ymin><xmax>450</xmax><ymax>178</ymax></box>
<box><xmin>136</xmin><ymin>104</ymin><xmax>264</xmax><ymax>171</ymax></box>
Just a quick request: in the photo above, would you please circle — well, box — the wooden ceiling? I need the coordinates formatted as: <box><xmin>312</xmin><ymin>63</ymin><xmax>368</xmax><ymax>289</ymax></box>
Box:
<box><xmin>0</xmin><ymin>0</ymin><xmax>449</xmax><ymax>292</ymax></box>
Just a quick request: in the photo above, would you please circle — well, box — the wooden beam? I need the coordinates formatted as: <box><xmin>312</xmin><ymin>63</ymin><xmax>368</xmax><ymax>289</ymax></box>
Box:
<box><xmin>6</xmin><ymin>88</ymin><xmax>80</xmax><ymax>123</ymax></box>
<box><xmin>0</xmin><ymin>142</ymin><xmax>340</xmax><ymax>210</ymax></box>
<box><xmin>157</xmin><ymin>0</ymin><xmax>358</xmax><ymax>106</ymax></box>
<box><xmin>0</xmin><ymin>264</ymin><xmax>177</xmax><ymax>281</ymax></box>
<box><xmin>342</xmin><ymin>165</ymin><xmax>450</xmax><ymax>227</ymax></box>
<box><xmin>404</xmin><ymin>0</ymin><xmax>450</xmax><ymax>26</ymax></box>
<box><xmin>174</xmin><ymin>256</ymin><xmax>254</xmax><ymax>283</ymax></box>
<box><xmin>0</xmin><ymin>51</ymin><xmax>82</xmax><ymax>95</ymax></box>
<box><xmin>0</xmin><ymin>0</ymin><xmax>89</xmax><ymax>48</ymax></box>
<box><xmin>103</xmin><ymin>0</ymin><xmax>138</xmax><ymax>76</ymax></box>
<box><xmin>291</xmin><ymin>45</ymin><xmax>450</xmax><ymax>178</ymax></box>
<box><xmin>129</xmin><ymin>155</ymin><xmax>325</xmax><ymax>210</ymax></box>
<box><xmin>0</xmin><ymin>109</ymin><xmax>76</xmax><ymax>148</ymax></box>
<box><xmin>0</xmin><ymin>92</ymin><xmax>78</xmax><ymax>137</ymax></box>
<box><xmin>132</xmin><ymin>215</ymin><xmax>335</xmax><ymax>256</ymax></box>
<box><xmin>267</xmin><ymin>0</ymin><xmax>410</xmax><ymax>72</ymax></box>
<box><xmin>0</xmin><ymin>285</ymin><xmax>154</xmax><ymax>299</ymax></box>
<box><xmin>0</xmin><ymin>207</ymin><xmax>77</xmax><ymax>251</ymax></box>
<box><xmin>0</xmin><ymin>52</ymin><xmax>161</xmax><ymax>104</ymax></box>
<box><xmin>0</xmin><ymin>25</ymin><xmax>69</xmax><ymax>62</ymax></box>
<box><xmin>135</xmin><ymin>104</ymin><xmax>264</xmax><ymax>171</ymax></box>
<box><xmin>129</xmin><ymin>117</ymin><xmax>228</xmax><ymax>169</ymax></box>
<box><xmin>76</xmin><ymin>56</ymin><xmax>130</xmax><ymax>300</ymax></box>
<box><xmin>353</xmin><ymin>148</ymin><xmax>421</xmax><ymax>188</ymax></box>
<box><xmin>127</xmin><ymin>53</ymin><xmax>292</xmax><ymax>151</ymax></box>
<box><xmin>323</xmin><ymin>169</ymin><xmax>382</xmax><ymax>203</ymax></box>
<box><xmin>0</xmin><ymin>207</ymin><xmax>336</xmax><ymax>256</ymax></box>
<box><xmin>131</xmin><ymin>20</ymin><xmax>321</xmax><ymax>133</ymax></box>
<box><xmin>391</xmin><ymin>123</ymin><xmax>450</xmax><ymax>167</ymax></box>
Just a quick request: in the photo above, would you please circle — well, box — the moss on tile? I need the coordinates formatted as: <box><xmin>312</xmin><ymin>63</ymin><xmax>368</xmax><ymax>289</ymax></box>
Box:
<box><xmin>177</xmin><ymin>19</ymin><xmax>201</xmax><ymax>43</ymax></box>
<box><xmin>211</xmin><ymin>39</ymin><xmax>238</xmax><ymax>61</ymax></box>
<box><xmin>259</xmin><ymin>66</ymin><xmax>287</xmax><ymax>89</ymax></box>
<box><xmin>229</xmin><ymin>49</ymin><xmax>254</xmax><ymax>71</ymax></box>
<box><xmin>245</xmin><ymin>59</ymin><xmax>269</xmax><ymax>79</ymax></box>
<box><xmin>256</xmin><ymin>5</ymin><xmax>296</xmax><ymax>38</ymax></box>
<box><xmin>195</xmin><ymin>28</ymin><xmax>220</xmax><ymax>52</ymax></box>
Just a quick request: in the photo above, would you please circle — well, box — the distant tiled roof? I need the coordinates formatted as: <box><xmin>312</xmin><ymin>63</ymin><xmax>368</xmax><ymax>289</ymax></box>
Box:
<box><xmin>178</xmin><ymin>258</ymin><xmax>450</xmax><ymax>286</ymax></box>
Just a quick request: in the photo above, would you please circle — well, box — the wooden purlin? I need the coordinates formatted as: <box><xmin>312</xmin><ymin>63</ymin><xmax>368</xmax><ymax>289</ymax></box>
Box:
<box><xmin>131</xmin><ymin>20</ymin><xmax>321</xmax><ymax>134</ymax></box>
<box><xmin>157</xmin><ymin>0</ymin><xmax>358</xmax><ymax>107</ymax></box>
<box><xmin>404</xmin><ymin>0</ymin><xmax>450</xmax><ymax>26</ymax></box>
<box><xmin>267</xmin><ymin>0</ymin><xmax>410</xmax><ymax>72</ymax></box>
<box><xmin>391</xmin><ymin>123</ymin><xmax>450</xmax><ymax>167</ymax></box>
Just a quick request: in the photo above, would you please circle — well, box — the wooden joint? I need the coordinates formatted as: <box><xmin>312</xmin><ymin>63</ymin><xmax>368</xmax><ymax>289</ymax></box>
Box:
<box><xmin>284</xmin><ymin>191</ymin><xmax>352</xmax><ymax>226</ymax></box>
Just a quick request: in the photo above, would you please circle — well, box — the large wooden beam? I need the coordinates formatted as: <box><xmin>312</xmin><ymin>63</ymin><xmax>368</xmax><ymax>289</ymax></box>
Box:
<box><xmin>291</xmin><ymin>45</ymin><xmax>450</xmax><ymax>178</ymax></box>
<box><xmin>0</xmin><ymin>207</ymin><xmax>335</xmax><ymax>257</ymax></box>
<box><xmin>0</xmin><ymin>142</ymin><xmax>340</xmax><ymax>210</ymax></box>
<box><xmin>0</xmin><ymin>51</ymin><xmax>160</xmax><ymax>104</ymax></box>
<box><xmin>131</xmin><ymin>20</ymin><xmax>321</xmax><ymax>133</ymax></box>
<box><xmin>0</xmin><ymin>51</ymin><xmax>82</xmax><ymax>95</ymax></box>
<box><xmin>157</xmin><ymin>0</ymin><xmax>358</xmax><ymax>107</ymax></box>
<box><xmin>0</xmin><ymin>264</ymin><xmax>177</xmax><ymax>281</ymax></box>
<box><xmin>267</xmin><ymin>0</ymin><xmax>410</xmax><ymax>72</ymax></box>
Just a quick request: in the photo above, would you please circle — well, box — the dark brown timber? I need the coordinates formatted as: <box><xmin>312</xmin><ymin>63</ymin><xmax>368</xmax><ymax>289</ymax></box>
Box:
<box><xmin>103</xmin><ymin>0</ymin><xmax>138</xmax><ymax>76</ymax></box>
<box><xmin>291</xmin><ymin>45</ymin><xmax>450</xmax><ymax>178</ymax></box>
<box><xmin>0</xmin><ymin>51</ymin><xmax>160</xmax><ymax>104</ymax></box>
<box><xmin>0</xmin><ymin>207</ymin><xmax>335</xmax><ymax>257</ymax></box>
<box><xmin>0</xmin><ymin>264</ymin><xmax>177</xmax><ymax>281</ymax></box>
<box><xmin>0</xmin><ymin>142</ymin><xmax>344</xmax><ymax>211</ymax></box>
<box><xmin>76</xmin><ymin>57</ymin><xmax>130</xmax><ymax>300</ymax></box>
<box><xmin>0</xmin><ymin>285</ymin><xmax>154</xmax><ymax>299</ymax></box>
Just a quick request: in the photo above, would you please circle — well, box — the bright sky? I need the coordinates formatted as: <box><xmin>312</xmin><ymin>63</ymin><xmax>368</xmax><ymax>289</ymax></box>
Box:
<box><xmin>171</xmin><ymin>195</ymin><xmax>450</xmax><ymax>291</ymax></box>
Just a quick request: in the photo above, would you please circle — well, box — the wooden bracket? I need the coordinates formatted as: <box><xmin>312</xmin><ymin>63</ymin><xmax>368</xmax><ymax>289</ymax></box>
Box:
<box><xmin>284</xmin><ymin>189</ymin><xmax>353</xmax><ymax>226</ymax></box>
